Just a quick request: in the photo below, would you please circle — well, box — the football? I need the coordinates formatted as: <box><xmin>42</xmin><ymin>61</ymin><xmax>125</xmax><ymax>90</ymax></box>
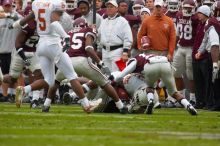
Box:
<box><xmin>141</xmin><ymin>36</ymin><xmax>151</xmax><ymax>50</ymax></box>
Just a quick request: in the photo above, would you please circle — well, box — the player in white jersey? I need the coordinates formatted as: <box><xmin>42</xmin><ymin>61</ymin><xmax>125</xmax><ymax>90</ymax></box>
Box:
<box><xmin>10</xmin><ymin>0</ymin><xmax>101</xmax><ymax>113</ymax></box>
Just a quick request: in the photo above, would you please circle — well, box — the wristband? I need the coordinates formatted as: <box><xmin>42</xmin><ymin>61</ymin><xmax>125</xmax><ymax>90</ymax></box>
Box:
<box><xmin>85</xmin><ymin>45</ymin><xmax>94</xmax><ymax>51</ymax></box>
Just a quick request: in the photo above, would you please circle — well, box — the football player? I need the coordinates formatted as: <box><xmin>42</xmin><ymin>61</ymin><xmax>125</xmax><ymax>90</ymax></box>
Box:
<box><xmin>110</xmin><ymin>37</ymin><xmax>198</xmax><ymax>115</ymax></box>
<box><xmin>43</xmin><ymin>18</ymin><xmax>128</xmax><ymax>114</ymax></box>
<box><xmin>10</xmin><ymin>0</ymin><xmax>100</xmax><ymax>113</ymax></box>
<box><xmin>2</xmin><ymin>19</ymin><xmax>44</xmax><ymax>108</ymax></box>
<box><xmin>173</xmin><ymin>0</ymin><xmax>199</xmax><ymax>105</ymax></box>
<box><xmin>212</xmin><ymin>0</ymin><xmax>220</xmax><ymax>20</ymax></box>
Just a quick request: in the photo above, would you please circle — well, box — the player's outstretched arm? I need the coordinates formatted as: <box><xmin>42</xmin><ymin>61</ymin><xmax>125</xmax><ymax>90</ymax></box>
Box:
<box><xmin>9</xmin><ymin>12</ymin><xmax>35</xmax><ymax>29</ymax></box>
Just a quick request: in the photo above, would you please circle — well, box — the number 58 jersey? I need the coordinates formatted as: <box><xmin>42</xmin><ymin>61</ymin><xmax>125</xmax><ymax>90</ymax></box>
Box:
<box><xmin>176</xmin><ymin>12</ymin><xmax>199</xmax><ymax>47</ymax></box>
<box><xmin>32</xmin><ymin>0</ymin><xmax>66</xmax><ymax>43</ymax></box>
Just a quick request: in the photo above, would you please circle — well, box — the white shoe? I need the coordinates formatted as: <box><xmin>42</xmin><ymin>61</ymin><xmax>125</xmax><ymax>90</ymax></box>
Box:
<box><xmin>83</xmin><ymin>98</ymin><xmax>102</xmax><ymax>113</ymax></box>
<box><xmin>15</xmin><ymin>86</ymin><xmax>24</xmax><ymax>108</ymax></box>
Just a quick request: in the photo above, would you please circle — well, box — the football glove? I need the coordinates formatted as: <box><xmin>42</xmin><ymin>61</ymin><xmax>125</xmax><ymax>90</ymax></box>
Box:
<box><xmin>63</xmin><ymin>37</ymin><xmax>70</xmax><ymax>52</ymax></box>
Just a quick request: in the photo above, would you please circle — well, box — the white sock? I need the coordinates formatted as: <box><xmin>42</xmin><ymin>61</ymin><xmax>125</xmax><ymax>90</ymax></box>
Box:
<box><xmin>39</xmin><ymin>89</ymin><xmax>44</xmax><ymax>99</ymax></box>
<box><xmin>82</xmin><ymin>84</ymin><xmax>90</xmax><ymax>93</ymax></box>
<box><xmin>147</xmin><ymin>93</ymin><xmax>154</xmax><ymax>102</ymax></box>
<box><xmin>24</xmin><ymin>85</ymin><xmax>32</xmax><ymax>94</ymax></box>
<box><xmin>115</xmin><ymin>100</ymin><xmax>123</xmax><ymax>109</ymax></box>
<box><xmin>180</xmin><ymin>98</ymin><xmax>190</xmax><ymax>109</ymax></box>
<box><xmin>44</xmin><ymin>98</ymin><xmax>52</xmax><ymax>107</ymax></box>
<box><xmin>190</xmin><ymin>93</ymin><xmax>196</xmax><ymax>102</ymax></box>
<box><xmin>32</xmin><ymin>90</ymin><xmax>40</xmax><ymax>101</ymax></box>
<box><xmin>79</xmin><ymin>97</ymin><xmax>89</xmax><ymax>108</ymax></box>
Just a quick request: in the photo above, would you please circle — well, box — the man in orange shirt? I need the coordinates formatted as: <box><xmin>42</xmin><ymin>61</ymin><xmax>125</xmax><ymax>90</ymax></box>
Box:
<box><xmin>137</xmin><ymin>0</ymin><xmax>176</xmax><ymax>61</ymax></box>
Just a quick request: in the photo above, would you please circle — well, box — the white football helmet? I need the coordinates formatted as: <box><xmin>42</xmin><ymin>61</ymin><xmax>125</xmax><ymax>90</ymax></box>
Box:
<box><xmin>203</xmin><ymin>0</ymin><xmax>215</xmax><ymax>8</ymax></box>
<box><xmin>132</xmin><ymin>0</ymin><xmax>145</xmax><ymax>16</ymax></box>
<box><xmin>167</xmin><ymin>0</ymin><xmax>180</xmax><ymax>12</ymax></box>
<box><xmin>133</xmin><ymin>87</ymin><xmax>148</xmax><ymax>106</ymax></box>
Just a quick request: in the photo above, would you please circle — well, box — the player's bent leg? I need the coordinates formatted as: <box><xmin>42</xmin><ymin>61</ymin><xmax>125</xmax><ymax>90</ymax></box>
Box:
<box><xmin>172</xmin><ymin>92</ymin><xmax>197</xmax><ymax>115</ymax></box>
<box><xmin>145</xmin><ymin>87</ymin><xmax>155</xmax><ymax>115</ymax></box>
<box><xmin>42</xmin><ymin>81</ymin><xmax>60</xmax><ymax>112</ymax></box>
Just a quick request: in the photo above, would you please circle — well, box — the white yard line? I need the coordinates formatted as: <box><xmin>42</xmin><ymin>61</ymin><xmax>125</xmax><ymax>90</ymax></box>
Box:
<box><xmin>0</xmin><ymin>131</ymin><xmax>219</xmax><ymax>140</ymax></box>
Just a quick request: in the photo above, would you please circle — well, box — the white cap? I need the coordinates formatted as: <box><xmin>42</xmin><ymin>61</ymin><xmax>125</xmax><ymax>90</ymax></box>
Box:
<box><xmin>197</xmin><ymin>5</ymin><xmax>211</xmax><ymax>17</ymax></box>
<box><xmin>105</xmin><ymin>0</ymin><xmax>118</xmax><ymax>7</ymax></box>
<box><xmin>140</xmin><ymin>7</ymin><xmax>151</xmax><ymax>15</ymax></box>
<box><xmin>154</xmin><ymin>0</ymin><xmax>164</xmax><ymax>6</ymax></box>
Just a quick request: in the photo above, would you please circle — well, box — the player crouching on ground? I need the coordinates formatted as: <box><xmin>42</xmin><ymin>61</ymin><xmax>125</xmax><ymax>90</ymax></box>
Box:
<box><xmin>109</xmin><ymin>36</ymin><xmax>198</xmax><ymax>115</ymax></box>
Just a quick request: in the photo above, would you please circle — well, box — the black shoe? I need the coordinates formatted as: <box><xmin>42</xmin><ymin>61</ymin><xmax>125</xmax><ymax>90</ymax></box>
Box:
<box><xmin>119</xmin><ymin>106</ymin><xmax>128</xmax><ymax>114</ymax></box>
<box><xmin>30</xmin><ymin>100</ymin><xmax>41</xmax><ymax>109</ymax></box>
<box><xmin>8</xmin><ymin>94</ymin><xmax>15</xmax><ymax>103</ymax></box>
<box><xmin>145</xmin><ymin>99</ymin><xmax>154</xmax><ymax>115</ymax></box>
<box><xmin>187</xmin><ymin>104</ymin><xmax>198</xmax><ymax>115</ymax></box>
<box><xmin>0</xmin><ymin>96</ymin><xmax>8</xmax><ymax>102</ymax></box>
<box><xmin>42</xmin><ymin>105</ymin><xmax>50</xmax><ymax>112</ymax></box>
<box><xmin>62</xmin><ymin>92</ymin><xmax>72</xmax><ymax>105</ymax></box>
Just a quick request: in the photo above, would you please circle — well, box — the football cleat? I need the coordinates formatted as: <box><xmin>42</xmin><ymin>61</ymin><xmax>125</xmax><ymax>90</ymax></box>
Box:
<box><xmin>30</xmin><ymin>99</ymin><xmax>41</xmax><ymax>109</ymax></box>
<box><xmin>42</xmin><ymin>105</ymin><xmax>50</xmax><ymax>112</ymax></box>
<box><xmin>15</xmin><ymin>86</ymin><xmax>24</xmax><ymax>108</ymax></box>
<box><xmin>187</xmin><ymin>104</ymin><xmax>198</xmax><ymax>116</ymax></box>
<box><xmin>62</xmin><ymin>92</ymin><xmax>73</xmax><ymax>105</ymax></box>
<box><xmin>83</xmin><ymin>98</ymin><xmax>102</xmax><ymax>113</ymax></box>
<box><xmin>145</xmin><ymin>99</ymin><xmax>154</xmax><ymax>115</ymax></box>
<box><xmin>119</xmin><ymin>105</ymin><xmax>129</xmax><ymax>114</ymax></box>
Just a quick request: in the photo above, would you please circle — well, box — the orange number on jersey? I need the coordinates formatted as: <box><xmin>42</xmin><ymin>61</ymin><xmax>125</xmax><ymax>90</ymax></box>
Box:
<box><xmin>38</xmin><ymin>9</ymin><xmax>46</xmax><ymax>31</ymax></box>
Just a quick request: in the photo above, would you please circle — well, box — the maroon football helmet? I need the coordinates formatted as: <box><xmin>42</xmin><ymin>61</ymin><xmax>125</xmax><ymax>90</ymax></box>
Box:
<box><xmin>141</xmin><ymin>36</ymin><xmax>151</xmax><ymax>50</ymax></box>
<box><xmin>182</xmin><ymin>0</ymin><xmax>196</xmax><ymax>16</ymax></box>
<box><xmin>73</xmin><ymin>17</ymin><xmax>88</xmax><ymax>29</ymax></box>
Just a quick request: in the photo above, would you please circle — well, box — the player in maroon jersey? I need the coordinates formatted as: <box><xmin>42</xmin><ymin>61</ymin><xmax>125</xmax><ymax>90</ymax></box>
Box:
<box><xmin>173</xmin><ymin>0</ymin><xmax>199</xmax><ymax>105</ymax></box>
<box><xmin>43</xmin><ymin>18</ymin><xmax>129</xmax><ymax>114</ymax></box>
<box><xmin>2</xmin><ymin>20</ymin><xmax>45</xmax><ymax>106</ymax></box>
<box><xmin>110</xmin><ymin>52</ymin><xmax>198</xmax><ymax>115</ymax></box>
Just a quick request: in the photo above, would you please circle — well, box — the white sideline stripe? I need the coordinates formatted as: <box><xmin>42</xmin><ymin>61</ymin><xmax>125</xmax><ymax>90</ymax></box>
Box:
<box><xmin>1</xmin><ymin>126</ymin><xmax>220</xmax><ymax>140</ymax></box>
<box><xmin>0</xmin><ymin>111</ymin><xmax>147</xmax><ymax>120</ymax></box>
<box><xmin>0</xmin><ymin>132</ymin><xmax>219</xmax><ymax>140</ymax></box>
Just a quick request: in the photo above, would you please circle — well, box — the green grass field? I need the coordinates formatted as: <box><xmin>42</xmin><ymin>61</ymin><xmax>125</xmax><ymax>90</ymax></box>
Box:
<box><xmin>0</xmin><ymin>103</ymin><xmax>220</xmax><ymax>146</ymax></box>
